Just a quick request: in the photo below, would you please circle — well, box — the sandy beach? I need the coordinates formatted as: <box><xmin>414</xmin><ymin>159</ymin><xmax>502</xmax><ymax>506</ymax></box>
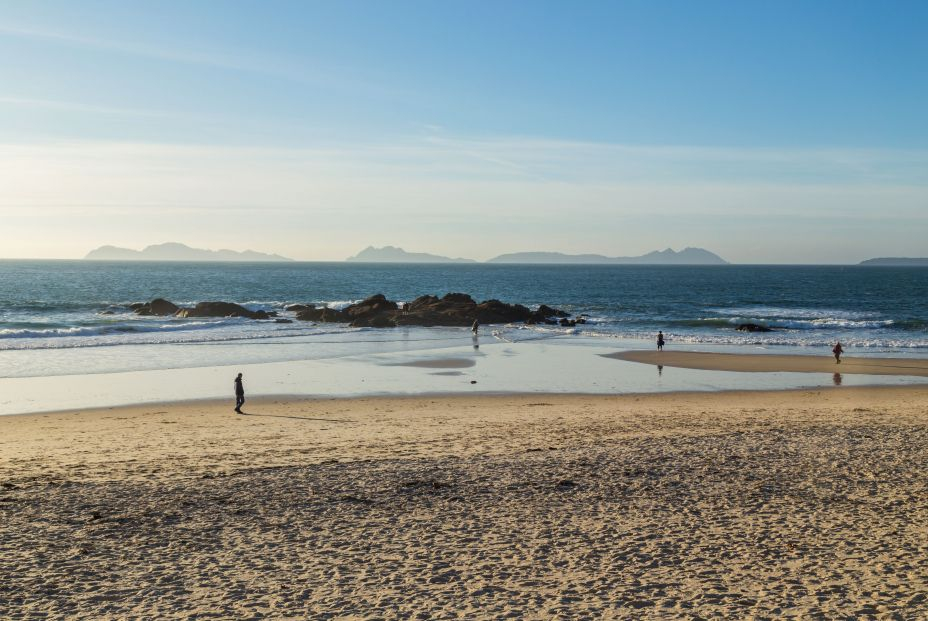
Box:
<box><xmin>3</xmin><ymin>386</ymin><xmax>928</xmax><ymax>619</ymax></box>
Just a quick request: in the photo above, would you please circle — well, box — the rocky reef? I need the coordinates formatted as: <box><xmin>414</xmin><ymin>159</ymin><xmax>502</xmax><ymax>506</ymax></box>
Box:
<box><xmin>129</xmin><ymin>293</ymin><xmax>576</xmax><ymax>329</ymax></box>
<box><xmin>736</xmin><ymin>323</ymin><xmax>773</xmax><ymax>332</ymax></box>
<box><xmin>130</xmin><ymin>299</ymin><xmax>276</xmax><ymax>320</ymax></box>
<box><xmin>295</xmin><ymin>293</ymin><xmax>577</xmax><ymax>328</ymax></box>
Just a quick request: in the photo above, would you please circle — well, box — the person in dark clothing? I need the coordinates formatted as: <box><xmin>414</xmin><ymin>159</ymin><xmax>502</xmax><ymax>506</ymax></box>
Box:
<box><xmin>832</xmin><ymin>342</ymin><xmax>844</xmax><ymax>364</ymax></box>
<box><xmin>234</xmin><ymin>373</ymin><xmax>245</xmax><ymax>413</ymax></box>
<box><xmin>472</xmin><ymin>319</ymin><xmax>479</xmax><ymax>335</ymax></box>
<box><xmin>657</xmin><ymin>331</ymin><xmax>665</xmax><ymax>351</ymax></box>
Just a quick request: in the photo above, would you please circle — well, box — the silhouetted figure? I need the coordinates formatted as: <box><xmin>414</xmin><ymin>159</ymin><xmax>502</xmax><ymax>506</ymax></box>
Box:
<box><xmin>234</xmin><ymin>372</ymin><xmax>245</xmax><ymax>413</ymax></box>
<box><xmin>832</xmin><ymin>342</ymin><xmax>844</xmax><ymax>364</ymax></box>
<box><xmin>402</xmin><ymin>302</ymin><xmax>409</xmax><ymax>315</ymax></box>
<box><xmin>657</xmin><ymin>331</ymin><xmax>665</xmax><ymax>351</ymax></box>
<box><xmin>472</xmin><ymin>319</ymin><xmax>479</xmax><ymax>335</ymax></box>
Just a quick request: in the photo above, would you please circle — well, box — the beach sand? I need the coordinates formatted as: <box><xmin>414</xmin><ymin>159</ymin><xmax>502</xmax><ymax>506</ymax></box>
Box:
<box><xmin>3</xmin><ymin>387</ymin><xmax>928</xmax><ymax>618</ymax></box>
<box><xmin>608</xmin><ymin>350</ymin><xmax>928</xmax><ymax>377</ymax></box>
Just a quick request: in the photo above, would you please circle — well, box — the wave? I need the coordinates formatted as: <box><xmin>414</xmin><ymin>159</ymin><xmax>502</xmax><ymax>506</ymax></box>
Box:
<box><xmin>569</xmin><ymin>328</ymin><xmax>928</xmax><ymax>350</ymax></box>
<box><xmin>707</xmin><ymin>306</ymin><xmax>882</xmax><ymax>320</ymax></box>
<box><xmin>0</xmin><ymin>319</ymin><xmax>227</xmax><ymax>340</ymax></box>
<box><xmin>673</xmin><ymin>317</ymin><xmax>898</xmax><ymax>330</ymax></box>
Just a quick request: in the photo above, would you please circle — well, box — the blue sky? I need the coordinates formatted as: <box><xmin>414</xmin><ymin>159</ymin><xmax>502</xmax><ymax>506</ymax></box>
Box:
<box><xmin>1</xmin><ymin>1</ymin><xmax>926</xmax><ymax>262</ymax></box>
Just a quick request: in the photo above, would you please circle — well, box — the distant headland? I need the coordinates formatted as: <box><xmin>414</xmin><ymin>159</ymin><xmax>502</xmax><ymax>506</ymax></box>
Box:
<box><xmin>84</xmin><ymin>243</ymin><xmax>293</xmax><ymax>262</ymax></box>
<box><xmin>346</xmin><ymin>246</ymin><xmax>477</xmax><ymax>263</ymax></box>
<box><xmin>858</xmin><ymin>257</ymin><xmax>928</xmax><ymax>266</ymax></box>
<box><xmin>348</xmin><ymin>246</ymin><xmax>728</xmax><ymax>265</ymax></box>
<box><xmin>486</xmin><ymin>248</ymin><xmax>728</xmax><ymax>265</ymax></box>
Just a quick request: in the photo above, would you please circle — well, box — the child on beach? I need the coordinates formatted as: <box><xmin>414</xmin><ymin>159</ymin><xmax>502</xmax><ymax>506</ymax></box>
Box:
<box><xmin>657</xmin><ymin>331</ymin><xmax>665</xmax><ymax>351</ymax></box>
<box><xmin>832</xmin><ymin>342</ymin><xmax>844</xmax><ymax>364</ymax></box>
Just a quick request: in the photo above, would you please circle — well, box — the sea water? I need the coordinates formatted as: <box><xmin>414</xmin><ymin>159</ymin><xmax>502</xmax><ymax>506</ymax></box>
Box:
<box><xmin>1</xmin><ymin>261</ymin><xmax>926</xmax><ymax>380</ymax></box>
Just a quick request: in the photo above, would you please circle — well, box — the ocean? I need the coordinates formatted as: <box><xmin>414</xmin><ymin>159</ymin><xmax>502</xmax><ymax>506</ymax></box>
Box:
<box><xmin>1</xmin><ymin>261</ymin><xmax>926</xmax><ymax>379</ymax></box>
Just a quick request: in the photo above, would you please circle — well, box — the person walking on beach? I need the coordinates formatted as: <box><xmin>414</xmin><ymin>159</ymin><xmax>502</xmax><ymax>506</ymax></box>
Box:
<box><xmin>472</xmin><ymin>318</ymin><xmax>480</xmax><ymax>335</ymax></box>
<box><xmin>234</xmin><ymin>372</ymin><xmax>245</xmax><ymax>413</ymax></box>
<box><xmin>832</xmin><ymin>342</ymin><xmax>844</xmax><ymax>364</ymax></box>
<box><xmin>657</xmin><ymin>331</ymin><xmax>665</xmax><ymax>351</ymax></box>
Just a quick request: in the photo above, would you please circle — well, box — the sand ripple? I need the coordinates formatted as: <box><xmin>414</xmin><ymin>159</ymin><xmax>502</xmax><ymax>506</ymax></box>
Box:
<box><xmin>1</xmin><ymin>390</ymin><xmax>927</xmax><ymax>618</ymax></box>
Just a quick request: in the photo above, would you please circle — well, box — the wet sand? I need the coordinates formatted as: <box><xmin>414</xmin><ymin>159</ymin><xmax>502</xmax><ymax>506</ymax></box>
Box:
<box><xmin>2</xmin><ymin>388</ymin><xmax>928</xmax><ymax>618</ymax></box>
<box><xmin>609</xmin><ymin>349</ymin><xmax>928</xmax><ymax>377</ymax></box>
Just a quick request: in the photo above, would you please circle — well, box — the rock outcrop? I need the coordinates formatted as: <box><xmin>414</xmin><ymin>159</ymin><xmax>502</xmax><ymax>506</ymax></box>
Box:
<box><xmin>130</xmin><ymin>298</ymin><xmax>180</xmax><ymax>316</ymax></box>
<box><xmin>736</xmin><ymin>323</ymin><xmax>773</xmax><ymax>332</ymax></box>
<box><xmin>128</xmin><ymin>293</ymin><xmax>568</xmax><ymax>328</ymax></box>
<box><xmin>174</xmin><ymin>301</ymin><xmax>268</xmax><ymax>319</ymax></box>
<box><xmin>131</xmin><ymin>299</ymin><xmax>275</xmax><ymax>320</ymax></box>
<box><xmin>296</xmin><ymin>293</ymin><xmax>568</xmax><ymax>329</ymax></box>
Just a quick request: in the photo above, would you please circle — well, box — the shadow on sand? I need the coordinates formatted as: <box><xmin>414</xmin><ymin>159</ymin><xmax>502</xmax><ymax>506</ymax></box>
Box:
<box><xmin>238</xmin><ymin>410</ymin><xmax>351</xmax><ymax>423</ymax></box>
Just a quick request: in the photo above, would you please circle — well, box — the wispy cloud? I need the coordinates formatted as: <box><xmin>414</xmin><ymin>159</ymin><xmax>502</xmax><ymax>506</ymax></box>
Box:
<box><xmin>0</xmin><ymin>23</ymin><xmax>278</xmax><ymax>75</ymax></box>
<box><xmin>0</xmin><ymin>23</ymin><xmax>412</xmax><ymax>101</ymax></box>
<box><xmin>0</xmin><ymin>96</ymin><xmax>169</xmax><ymax>118</ymax></box>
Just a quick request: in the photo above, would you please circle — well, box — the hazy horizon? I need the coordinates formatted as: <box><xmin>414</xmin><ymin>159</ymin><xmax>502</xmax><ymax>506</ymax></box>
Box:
<box><xmin>2</xmin><ymin>1</ymin><xmax>926</xmax><ymax>263</ymax></box>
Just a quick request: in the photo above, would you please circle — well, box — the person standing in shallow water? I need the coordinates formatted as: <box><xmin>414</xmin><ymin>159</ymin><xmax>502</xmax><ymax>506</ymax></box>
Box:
<box><xmin>657</xmin><ymin>331</ymin><xmax>665</xmax><ymax>351</ymax></box>
<box><xmin>833</xmin><ymin>342</ymin><xmax>844</xmax><ymax>364</ymax></box>
<box><xmin>472</xmin><ymin>319</ymin><xmax>479</xmax><ymax>335</ymax></box>
<box><xmin>234</xmin><ymin>373</ymin><xmax>245</xmax><ymax>413</ymax></box>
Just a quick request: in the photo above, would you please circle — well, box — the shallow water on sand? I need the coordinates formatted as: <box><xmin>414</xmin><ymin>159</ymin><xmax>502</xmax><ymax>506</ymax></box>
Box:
<box><xmin>2</xmin><ymin>337</ymin><xmax>925</xmax><ymax>415</ymax></box>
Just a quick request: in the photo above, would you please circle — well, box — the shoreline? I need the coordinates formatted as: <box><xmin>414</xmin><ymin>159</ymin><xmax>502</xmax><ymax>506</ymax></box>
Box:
<box><xmin>5</xmin><ymin>382</ymin><xmax>925</xmax><ymax>422</ymax></box>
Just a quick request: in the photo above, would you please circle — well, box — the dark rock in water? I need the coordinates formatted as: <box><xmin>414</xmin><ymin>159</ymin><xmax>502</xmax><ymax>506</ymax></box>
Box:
<box><xmin>344</xmin><ymin>294</ymin><xmax>398</xmax><ymax>321</ymax></box>
<box><xmin>409</xmin><ymin>294</ymin><xmax>440</xmax><ymax>310</ymax></box>
<box><xmin>132</xmin><ymin>298</ymin><xmax>180</xmax><ymax>316</ymax></box>
<box><xmin>559</xmin><ymin>318</ymin><xmax>577</xmax><ymax>327</ymax></box>
<box><xmin>441</xmin><ymin>292</ymin><xmax>476</xmax><ymax>305</ymax></box>
<box><xmin>736</xmin><ymin>323</ymin><xmax>773</xmax><ymax>332</ymax></box>
<box><xmin>537</xmin><ymin>304</ymin><xmax>569</xmax><ymax>318</ymax></box>
<box><xmin>475</xmin><ymin>299</ymin><xmax>529</xmax><ymax>324</ymax></box>
<box><xmin>292</xmin><ymin>292</ymin><xmax>569</xmax><ymax>329</ymax></box>
<box><xmin>150</xmin><ymin>298</ymin><xmax>180</xmax><ymax>316</ymax></box>
<box><xmin>275</xmin><ymin>318</ymin><xmax>293</xmax><ymax>324</ymax></box>
<box><xmin>286</xmin><ymin>304</ymin><xmax>313</xmax><ymax>312</ymax></box>
<box><xmin>175</xmin><ymin>301</ymin><xmax>266</xmax><ymax>319</ymax></box>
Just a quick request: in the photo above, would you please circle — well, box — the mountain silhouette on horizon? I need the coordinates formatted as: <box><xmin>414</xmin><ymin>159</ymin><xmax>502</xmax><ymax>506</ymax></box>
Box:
<box><xmin>347</xmin><ymin>246</ymin><xmax>728</xmax><ymax>264</ymax></box>
<box><xmin>858</xmin><ymin>257</ymin><xmax>928</xmax><ymax>266</ymax></box>
<box><xmin>84</xmin><ymin>242</ymin><xmax>293</xmax><ymax>262</ymax></box>
<box><xmin>346</xmin><ymin>246</ymin><xmax>477</xmax><ymax>263</ymax></box>
<box><xmin>487</xmin><ymin>247</ymin><xmax>728</xmax><ymax>265</ymax></box>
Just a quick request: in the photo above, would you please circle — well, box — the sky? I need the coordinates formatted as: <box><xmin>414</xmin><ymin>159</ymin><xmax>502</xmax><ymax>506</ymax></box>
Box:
<box><xmin>1</xmin><ymin>0</ymin><xmax>926</xmax><ymax>263</ymax></box>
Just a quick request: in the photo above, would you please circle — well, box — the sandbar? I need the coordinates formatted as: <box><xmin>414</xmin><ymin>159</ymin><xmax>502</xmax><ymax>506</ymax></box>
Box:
<box><xmin>608</xmin><ymin>349</ymin><xmax>928</xmax><ymax>376</ymax></box>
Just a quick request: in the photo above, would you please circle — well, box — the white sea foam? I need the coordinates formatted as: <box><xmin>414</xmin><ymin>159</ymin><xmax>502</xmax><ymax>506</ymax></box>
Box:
<box><xmin>321</xmin><ymin>299</ymin><xmax>364</xmax><ymax>310</ymax></box>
